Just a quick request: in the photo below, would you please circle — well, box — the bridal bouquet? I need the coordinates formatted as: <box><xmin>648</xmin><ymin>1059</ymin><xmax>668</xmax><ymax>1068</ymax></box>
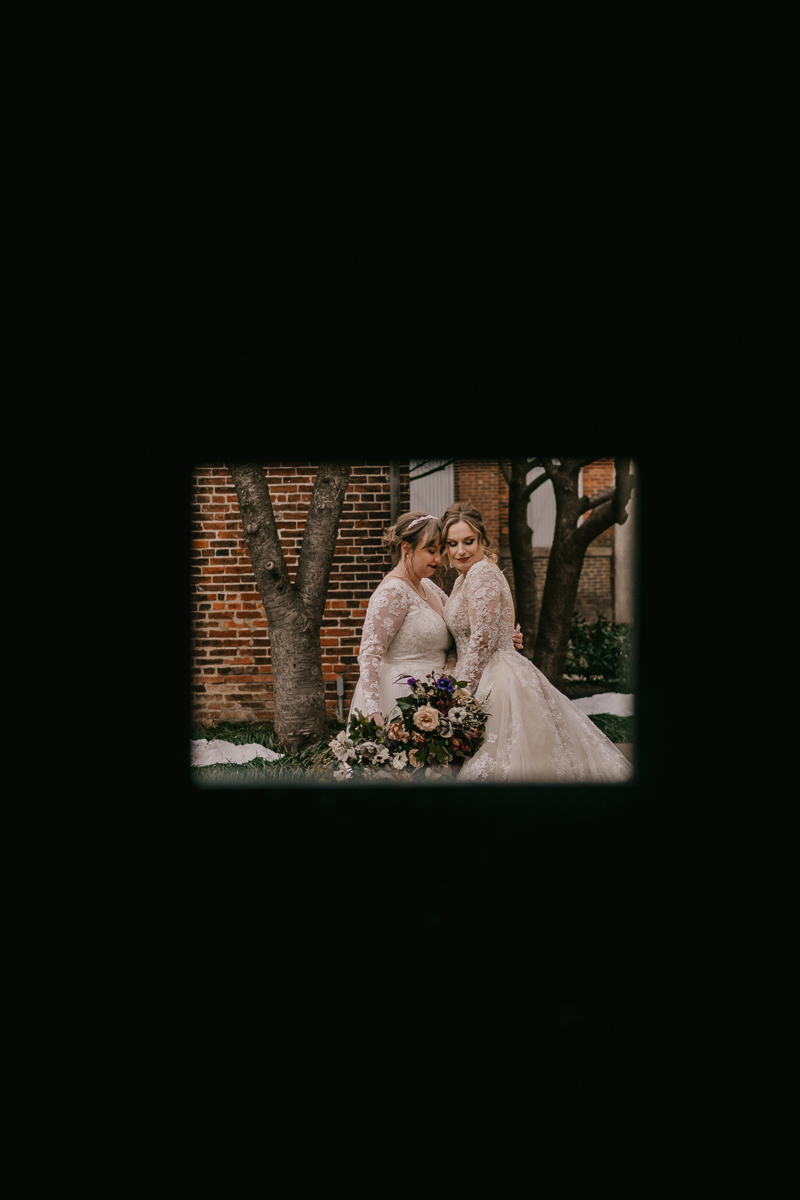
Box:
<box><xmin>329</xmin><ymin>672</ymin><xmax>490</xmax><ymax>782</ymax></box>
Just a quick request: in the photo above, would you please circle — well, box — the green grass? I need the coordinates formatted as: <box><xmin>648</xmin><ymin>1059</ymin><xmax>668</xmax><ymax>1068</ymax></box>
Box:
<box><xmin>586</xmin><ymin>712</ymin><xmax>634</xmax><ymax>742</ymax></box>
<box><xmin>190</xmin><ymin>718</ymin><xmax>345</xmax><ymax>786</ymax></box>
<box><xmin>190</xmin><ymin>711</ymin><xmax>633</xmax><ymax>786</ymax></box>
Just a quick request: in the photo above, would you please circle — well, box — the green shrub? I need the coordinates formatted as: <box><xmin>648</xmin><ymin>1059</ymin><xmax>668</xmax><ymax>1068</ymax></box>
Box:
<box><xmin>564</xmin><ymin>612</ymin><xmax>634</xmax><ymax>687</ymax></box>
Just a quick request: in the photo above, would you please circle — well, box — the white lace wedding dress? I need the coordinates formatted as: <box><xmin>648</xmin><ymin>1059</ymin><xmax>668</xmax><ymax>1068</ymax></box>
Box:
<box><xmin>443</xmin><ymin>559</ymin><xmax>633</xmax><ymax>783</ymax></box>
<box><xmin>349</xmin><ymin>577</ymin><xmax>455</xmax><ymax>724</ymax></box>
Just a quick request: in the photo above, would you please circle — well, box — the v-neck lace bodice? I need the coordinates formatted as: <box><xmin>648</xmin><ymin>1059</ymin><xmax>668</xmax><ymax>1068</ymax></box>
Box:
<box><xmin>355</xmin><ymin>577</ymin><xmax>454</xmax><ymax>717</ymax></box>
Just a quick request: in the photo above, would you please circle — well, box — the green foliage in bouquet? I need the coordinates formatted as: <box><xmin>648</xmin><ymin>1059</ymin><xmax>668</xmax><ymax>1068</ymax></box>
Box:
<box><xmin>564</xmin><ymin>612</ymin><xmax>635</xmax><ymax>687</ymax></box>
<box><xmin>329</xmin><ymin>672</ymin><xmax>491</xmax><ymax>782</ymax></box>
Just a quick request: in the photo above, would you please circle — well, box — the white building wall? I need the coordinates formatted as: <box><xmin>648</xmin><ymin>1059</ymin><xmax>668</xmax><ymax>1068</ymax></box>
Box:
<box><xmin>528</xmin><ymin>465</ymin><xmax>583</xmax><ymax>545</ymax></box>
<box><xmin>409</xmin><ymin>460</ymin><xmax>455</xmax><ymax>519</ymax></box>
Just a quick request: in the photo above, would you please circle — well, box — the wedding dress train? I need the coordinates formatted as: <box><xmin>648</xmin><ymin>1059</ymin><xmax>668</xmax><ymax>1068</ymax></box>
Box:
<box><xmin>443</xmin><ymin>559</ymin><xmax>633</xmax><ymax>783</ymax></box>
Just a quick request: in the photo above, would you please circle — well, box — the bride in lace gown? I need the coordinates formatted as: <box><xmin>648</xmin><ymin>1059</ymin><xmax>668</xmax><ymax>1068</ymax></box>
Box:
<box><xmin>348</xmin><ymin>512</ymin><xmax>455</xmax><ymax>728</ymax></box>
<box><xmin>349</xmin><ymin>511</ymin><xmax>523</xmax><ymax>729</ymax></box>
<box><xmin>441</xmin><ymin>502</ymin><xmax>633</xmax><ymax>784</ymax></box>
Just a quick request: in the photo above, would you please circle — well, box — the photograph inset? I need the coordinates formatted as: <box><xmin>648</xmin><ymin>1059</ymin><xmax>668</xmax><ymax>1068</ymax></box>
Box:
<box><xmin>190</xmin><ymin>458</ymin><xmax>637</xmax><ymax>786</ymax></box>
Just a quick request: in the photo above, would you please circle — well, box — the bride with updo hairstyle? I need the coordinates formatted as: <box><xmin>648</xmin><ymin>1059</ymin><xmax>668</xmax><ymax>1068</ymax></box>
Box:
<box><xmin>440</xmin><ymin>499</ymin><xmax>499</xmax><ymax>564</ymax></box>
<box><xmin>349</xmin><ymin>512</ymin><xmax>455</xmax><ymax>728</ymax></box>
<box><xmin>441</xmin><ymin>499</ymin><xmax>633</xmax><ymax>783</ymax></box>
<box><xmin>350</xmin><ymin>510</ymin><xmax>525</xmax><ymax>734</ymax></box>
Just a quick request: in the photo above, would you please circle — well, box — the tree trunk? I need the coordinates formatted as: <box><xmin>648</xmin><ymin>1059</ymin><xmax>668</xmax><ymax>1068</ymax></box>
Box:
<box><xmin>505</xmin><ymin>460</ymin><xmax>540</xmax><ymax>655</ymax></box>
<box><xmin>533</xmin><ymin>463</ymin><xmax>585</xmax><ymax>688</ymax></box>
<box><xmin>534</xmin><ymin>533</ymin><xmax>585</xmax><ymax>687</ymax></box>
<box><xmin>533</xmin><ymin>457</ymin><xmax>636</xmax><ymax>689</ymax></box>
<box><xmin>269</xmin><ymin>621</ymin><xmax>329</xmax><ymax>749</ymax></box>
<box><xmin>227</xmin><ymin>462</ymin><xmax>350</xmax><ymax>749</ymax></box>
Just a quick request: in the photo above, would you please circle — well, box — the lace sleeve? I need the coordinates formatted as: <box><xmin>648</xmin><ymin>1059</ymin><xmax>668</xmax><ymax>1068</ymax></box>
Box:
<box><xmin>357</xmin><ymin>582</ymin><xmax>409</xmax><ymax>715</ymax></box>
<box><xmin>458</xmin><ymin>561</ymin><xmax>506</xmax><ymax>693</ymax></box>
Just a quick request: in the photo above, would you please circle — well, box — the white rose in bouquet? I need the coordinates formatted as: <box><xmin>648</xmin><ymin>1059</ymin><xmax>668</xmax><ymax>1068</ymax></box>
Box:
<box><xmin>412</xmin><ymin>704</ymin><xmax>440</xmax><ymax>732</ymax></box>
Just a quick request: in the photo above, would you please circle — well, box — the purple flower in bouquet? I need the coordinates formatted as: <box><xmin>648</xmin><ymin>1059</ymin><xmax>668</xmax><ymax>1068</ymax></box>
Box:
<box><xmin>333</xmin><ymin>671</ymin><xmax>490</xmax><ymax>782</ymax></box>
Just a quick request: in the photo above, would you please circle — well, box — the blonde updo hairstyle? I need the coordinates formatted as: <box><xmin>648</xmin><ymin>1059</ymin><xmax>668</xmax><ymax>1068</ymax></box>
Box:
<box><xmin>383</xmin><ymin>511</ymin><xmax>444</xmax><ymax>567</ymax></box>
<box><xmin>440</xmin><ymin>500</ymin><xmax>498</xmax><ymax>566</ymax></box>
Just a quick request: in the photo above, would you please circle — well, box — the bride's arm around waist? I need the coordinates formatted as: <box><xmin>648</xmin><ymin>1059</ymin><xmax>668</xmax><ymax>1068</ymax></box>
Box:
<box><xmin>458</xmin><ymin>560</ymin><xmax>508</xmax><ymax>692</ymax></box>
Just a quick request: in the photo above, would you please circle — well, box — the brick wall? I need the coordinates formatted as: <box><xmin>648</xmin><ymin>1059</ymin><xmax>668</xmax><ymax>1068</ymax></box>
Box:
<box><xmin>191</xmin><ymin>463</ymin><xmax>409</xmax><ymax>726</ymax></box>
<box><xmin>530</xmin><ymin>546</ymin><xmax>614</xmax><ymax>620</ymax></box>
<box><xmin>453</xmin><ymin>460</ymin><xmax>503</xmax><ymax>547</ymax></box>
<box><xmin>191</xmin><ymin>459</ymin><xmax>624</xmax><ymax>726</ymax></box>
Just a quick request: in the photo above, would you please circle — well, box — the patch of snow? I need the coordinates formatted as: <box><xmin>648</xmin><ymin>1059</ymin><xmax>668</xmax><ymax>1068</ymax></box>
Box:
<box><xmin>191</xmin><ymin>739</ymin><xmax>284</xmax><ymax>767</ymax></box>
<box><xmin>571</xmin><ymin>693</ymin><xmax>633</xmax><ymax>716</ymax></box>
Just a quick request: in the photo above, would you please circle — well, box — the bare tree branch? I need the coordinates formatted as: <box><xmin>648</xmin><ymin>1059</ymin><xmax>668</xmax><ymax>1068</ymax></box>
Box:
<box><xmin>577</xmin><ymin>462</ymin><xmax>635</xmax><ymax>545</ymax></box>
<box><xmin>227</xmin><ymin>463</ymin><xmax>299</xmax><ymax>627</ymax></box>
<box><xmin>524</xmin><ymin>470</ymin><xmax>552</xmax><ymax>500</ymax></box>
<box><xmin>578</xmin><ymin>484</ymin><xmax>616</xmax><ymax>515</ymax></box>
<box><xmin>534</xmin><ymin>457</ymin><xmax>557</xmax><ymax>482</ymax></box>
<box><xmin>500</xmin><ymin>458</ymin><xmax>553</xmax><ymax>498</ymax></box>
<box><xmin>408</xmin><ymin>459</ymin><xmax>456</xmax><ymax>481</ymax></box>
<box><xmin>294</xmin><ymin>463</ymin><xmax>351</xmax><ymax>625</ymax></box>
<box><xmin>576</xmin><ymin>498</ymin><xmax>617</xmax><ymax>547</ymax></box>
<box><xmin>612</xmin><ymin>456</ymin><xmax>634</xmax><ymax>524</ymax></box>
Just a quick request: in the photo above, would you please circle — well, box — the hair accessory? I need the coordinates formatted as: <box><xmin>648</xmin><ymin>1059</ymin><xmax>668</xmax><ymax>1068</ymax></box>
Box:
<box><xmin>407</xmin><ymin>514</ymin><xmax>438</xmax><ymax>529</ymax></box>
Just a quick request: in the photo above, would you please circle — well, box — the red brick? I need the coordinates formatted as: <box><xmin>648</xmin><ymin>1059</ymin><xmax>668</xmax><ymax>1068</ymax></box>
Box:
<box><xmin>191</xmin><ymin>463</ymin><xmax>408</xmax><ymax>723</ymax></box>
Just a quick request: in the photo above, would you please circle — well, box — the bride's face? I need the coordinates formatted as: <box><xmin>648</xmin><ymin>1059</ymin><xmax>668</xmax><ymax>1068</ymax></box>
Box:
<box><xmin>402</xmin><ymin>541</ymin><xmax>441</xmax><ymax>579</ymax></box>
<box><xmin>446</xmin><ymin>521</ymin><xmax>485</xmax><ymax>574</ymax></box>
